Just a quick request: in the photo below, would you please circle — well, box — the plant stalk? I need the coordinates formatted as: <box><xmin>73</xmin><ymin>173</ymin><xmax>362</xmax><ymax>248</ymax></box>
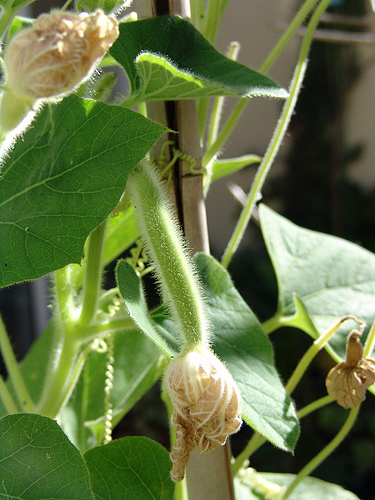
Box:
<box><xmin>285</xmin><ymin>315</ymin><xmax>362</xmax><ymax>395</ymax></box>
<box><xmin>221</xmin><ymin>0</ymin><xmax>331</xmax><ymax>268</ymax></box>
<box><xmin>0</xmin><ymin>315</ymin><xmax>35</xmax><ymax>412</ymax></box>
<box><xmin>78</xmin><ymin>221</ymin><xmax>107</xmax><ymax>327</ymax></box>
<box><xmin>202</xmin><ymin>0</ymin><xmax>319</xmax><ymax>171</ymax></box>
<box><xmin>0</xmin><ymin>374</ymin><xmax>18</xmax><ymax>414</ymax></box>
<box><xmin>282</xmin><ymin>406</ymin><xmax>360</xmax><ymax>499</ymax></box>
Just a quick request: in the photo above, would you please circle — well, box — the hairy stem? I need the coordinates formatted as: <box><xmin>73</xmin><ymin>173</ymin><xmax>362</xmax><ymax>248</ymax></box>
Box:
<box><xmin>37</xmin><ymin>331</ymin><xmax>84</xmax><ymax>418</ymax></box>
<box><xmin>297</xmin><ymin>395</ymin><xmax>333</xmax><ymax>419</ymax></box>
<box><xmin>127</xmin><ymin>161</ymin><xmax>209</xmax><ymax>349</ymax></box>
<box><xmin>0</xmin><ymin>6</ymin><xmax>15</xmax><ymax>40</ymax></box>
<box><xmin>364</xmin><ymin>316</ymin><xmax>375</xmax><ymax>357</ymax></box>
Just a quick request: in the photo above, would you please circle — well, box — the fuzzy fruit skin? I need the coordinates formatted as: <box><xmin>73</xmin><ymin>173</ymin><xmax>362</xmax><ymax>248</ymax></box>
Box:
<box><xmin>127</xmin><ymin>161</ymin><xmax>210</xmax><ymax>349</ymax></box>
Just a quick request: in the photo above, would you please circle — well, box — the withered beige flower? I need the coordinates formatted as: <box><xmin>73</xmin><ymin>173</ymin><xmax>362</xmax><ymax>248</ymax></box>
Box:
<box><xmin>326</xmin><ymin>330</ymin><xmax>375</xmax><ymax>409</ymax></box>
<box><xmin>164</xmin><ymin>346</ymin><xmax>242</xmax><ymax>482</ymax></box>
<box><xmin>3</xmin><ymin>9</ymin><xmax>119</xmax><ymax>100</ymax></box>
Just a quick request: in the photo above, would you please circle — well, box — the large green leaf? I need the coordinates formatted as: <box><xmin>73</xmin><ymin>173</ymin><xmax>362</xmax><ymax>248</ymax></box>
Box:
<box><xmin>0</xmin><ymin>95</ymin><xmax>165</xmax><ymax>287</ymax></box>
<box><xmin>0</xmin><ymin>414</ymin><xmax>174</xmax><ymax>500</ymax></box>
<box><xmin>0</xmin><ymin>413</ymin><xmax>93</xmax><ymax>499</ymax></box>
<box><xmin>110</xmin><ymin>16</ymin><xmax>288</xmax><ymax>106</ymax></box>
<box><xmin>259</xmin><ymin>204</ymin><xmax>375</xmax><ymax>360</ymax></box>
<box><xmin>194</xmin><ymin>253</ymin><xmax>299</xmax><ymax>452</ymax></box>
<box><xmin>234</xmin><ymin>471</ymin><xmax>360</xmax><ymax>500</ymax></box>
<box><xmin>84</xmin><ymin>436</ymin><xmax>174</xmax><ymax>500</ymax></box>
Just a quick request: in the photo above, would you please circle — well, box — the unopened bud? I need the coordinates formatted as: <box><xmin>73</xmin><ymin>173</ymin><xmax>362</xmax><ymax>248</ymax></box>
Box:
<box><xmin>0</xmin><ymin>9</ymin><xmax>119</xmax><ymax>132</ymax></box>
<box><xmin>164</xmin><ymin>345</ymin><xmax>242</xmax><ymax>482</ymax></box>
<box><xmin>326</xmin><ymin>330</ymin><xmax>375</xmax><ymax>409</ymax></box>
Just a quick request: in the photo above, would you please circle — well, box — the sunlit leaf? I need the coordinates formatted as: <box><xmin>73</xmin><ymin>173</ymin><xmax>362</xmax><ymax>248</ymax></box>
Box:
<box><xmin>110</xmin><ymin>16</ymin><xmax>288</xmax><ymax>105</ymax></box>
<box><xmin>260</xmin><ymin>204</ymin><xmax>375</xmax><ymax>362</ymax></box>
<box><xmin>0</xmin><ymin>95</ymin><xmax>165</xmax><ymax>287</ymax></box>
<box><xmin>234</xmin><ymin>471</ymin><xmax>360</xmax><ymax>500</ymax></box>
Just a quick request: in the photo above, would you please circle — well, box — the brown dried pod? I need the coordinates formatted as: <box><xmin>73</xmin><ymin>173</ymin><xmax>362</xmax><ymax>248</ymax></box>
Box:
<box><xmin>164</xmin><ymin>346</ymin><xmax>242</xmax><ymax>482</ymax></box>
<box><xmin>326</xmin><ymin>330</ymin><xmax>375</xmax><ymax>409</ymax></box>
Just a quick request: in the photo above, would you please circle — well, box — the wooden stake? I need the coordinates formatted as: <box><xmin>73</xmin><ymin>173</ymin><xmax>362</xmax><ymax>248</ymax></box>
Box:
<box><xmin>136</xmin><ymin>1</ymin><xmax>235</xmax><ymax>498</ymax></box>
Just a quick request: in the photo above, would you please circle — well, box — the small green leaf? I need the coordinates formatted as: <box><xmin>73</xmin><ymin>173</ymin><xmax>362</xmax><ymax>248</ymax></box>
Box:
<box><xmin>84</xmin><ymin>436</ymin><xmax>174</xmax><ymax>500</ymax></box>
<box><xmin>7</xmin><ymin>15</ymin><xmax>33</xmax><ymax>42</ymax></box>
<box><xmin>116</xmin><ymin>260</ymin><xmax>179</xmax><ymax>357</ymax></box>
<box><xmin>194</xmin><ymin>253</ymin><xmax>299</xmax><ymax>452</ymax></box>
<box><xmin>0</xmin><ymin>95</ymin><xmax>165</xmax><ymax>287</ymax></box>
<box><xmin>110</xmin><ymin>16</ymin><xmax>288</xmax><ymax>105</ymax></box>
<box><xmin>210</xmin><ymin>155</ymin><xmax>261</xmax><ymax>183</ymax></box>
<box><xmin>0</xmin><ymin>413</ymin><xmax>94</xmax><ymax>499</ymax></box>
<box><xmin>234</xmin><ymin>471</ymin><xmax>360</xmax><ymax>500</ymax></box>
<box><xmin>259</xmin><ymin>204</ymin><xmax>375</xmax><ymax>360</ymax></box>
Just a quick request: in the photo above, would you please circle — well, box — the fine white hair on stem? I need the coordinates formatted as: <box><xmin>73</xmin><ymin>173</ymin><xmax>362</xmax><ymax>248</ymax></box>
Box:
<box><xmin>126</xmin><ymin>159</ymin><xmax>211</xmax><ymax>349</ymax></box>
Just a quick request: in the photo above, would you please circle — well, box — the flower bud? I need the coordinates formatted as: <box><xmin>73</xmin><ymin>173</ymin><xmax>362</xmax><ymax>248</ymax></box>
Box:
<box><xmin>164</xmin><ymin>345</ymin><xmax>242</xmax><ymax>482</ymax></box>
<box><xmin>0</xmin><ymin>9</ymin><xmax>119</xmax><ymax>132</ymax></box>
<box><xmin>326</xmin><ymin>330</ymin><xmax>375</xmax><ymax>409</ymax></box>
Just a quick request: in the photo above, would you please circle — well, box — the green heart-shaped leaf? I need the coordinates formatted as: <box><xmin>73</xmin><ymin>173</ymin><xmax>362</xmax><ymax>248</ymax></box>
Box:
<box><xmin>260</xmin><ymin>204</ymin><xmax>375</xmax><ymax>361</ymax></box>
<box><xmin>0</xmin><ymin>95</ymin><xmax>165</xmax><ymax>287</ymax></box>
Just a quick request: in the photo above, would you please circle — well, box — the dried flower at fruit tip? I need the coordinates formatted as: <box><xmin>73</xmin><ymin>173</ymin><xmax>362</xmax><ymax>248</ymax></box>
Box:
<box><xmin>326</xmin><ymin>330</ymin><xmax>375</xmax><ymax>409</ymax></box>
<box><xmin>3</xmin><ymin>9</ymin><xmax>119</xmax><ymax>100</ymax></box>
<box><xmin>164</xmin><ymin>345</ymin><xmax>242</xmax><ymax>482</ymax></box>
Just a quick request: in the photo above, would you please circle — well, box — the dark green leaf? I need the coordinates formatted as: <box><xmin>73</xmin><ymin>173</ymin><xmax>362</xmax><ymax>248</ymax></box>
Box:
<box><xmin>194</xmin><ymin>253</ymin><xmax>299</xmax><ymax>452</ymax></box>
<box><xmin>0</xmin><ymin>95</ymin><xmax>165</xmax><ymax>287</ymax></box>
<box><xmin>234</xmin><ymin>471</ymin><xmax>360</xmax><ymax>500</ymax></box>
<box><xmin>84</xmin><ymin>436</ymin><xmax>174</xmax><ymax>500</ymax></box>
<box><xmin>0</xmin><ymin>413</ymin><xmax>93</xmax><ymax>499</ymax></box>
<box><xmin>0</xmin><ymin>414</ymin><xmax>174</xmax><ymax>500</ymax></box>
<box><xmin>110</xmin><ymin>16</ymin><xmax>288</xmax><ymax>105</ymax></box>
<box><xmin>259</xmin><ymin>204</ymin><xmax>375</xmax><ymax>360</ymax></box>
<box><xmin>116</xmin><ymin>260</ymin><xmax>179</xmax><ymax>357</ymax></box>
